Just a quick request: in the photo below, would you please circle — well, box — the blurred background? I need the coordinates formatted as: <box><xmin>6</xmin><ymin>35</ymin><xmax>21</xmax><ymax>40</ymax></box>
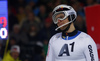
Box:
<box><xmin>0</xmin><ymin>0</ymin><xmax>100</xmax><ymax>61</ymax></box>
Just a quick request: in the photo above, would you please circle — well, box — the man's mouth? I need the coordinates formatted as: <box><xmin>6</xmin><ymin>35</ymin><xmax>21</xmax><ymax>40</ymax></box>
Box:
<box><xmin>58</xmin><ymin>23</ymin><xmax>64</xmax><ymax>26</ymax></box>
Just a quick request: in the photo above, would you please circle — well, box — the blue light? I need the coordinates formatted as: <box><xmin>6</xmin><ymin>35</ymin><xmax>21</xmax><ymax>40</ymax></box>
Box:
<box><xmin>0</xmin><ymin>0</ymin><xmax>8</xmax><ymax>40</ymax></box>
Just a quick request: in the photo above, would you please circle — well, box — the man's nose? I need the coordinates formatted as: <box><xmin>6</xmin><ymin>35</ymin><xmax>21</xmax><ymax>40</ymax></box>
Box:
<box><xmin>58</xmin><ymin>19</ymin><xmax>61</xmax><ymax>23</ymax></box>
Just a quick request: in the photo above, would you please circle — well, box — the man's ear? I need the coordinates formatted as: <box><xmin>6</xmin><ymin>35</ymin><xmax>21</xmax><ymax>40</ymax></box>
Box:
<box><xmin>68</xmin><ymin>14</ymin><xmax>75</xmax><ymax>21</ymax></box>
<box><xmin>71</xmin><ymin>14</ymin><xmax>75</xmax><ymax>20</ymax></box>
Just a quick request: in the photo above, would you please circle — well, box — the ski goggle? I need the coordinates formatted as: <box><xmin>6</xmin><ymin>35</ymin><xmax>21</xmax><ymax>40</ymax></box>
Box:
<box><xmin>52</xmin><ymin>11</ymin><xmax>68</xmax><ymax>24</ymax></box>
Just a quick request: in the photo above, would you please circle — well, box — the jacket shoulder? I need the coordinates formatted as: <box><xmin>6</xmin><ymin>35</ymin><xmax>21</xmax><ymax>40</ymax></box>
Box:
<box><xmin>49</xmin><ymin>32</ymin><xmax>62</xmax><ymax>44</ymax></box>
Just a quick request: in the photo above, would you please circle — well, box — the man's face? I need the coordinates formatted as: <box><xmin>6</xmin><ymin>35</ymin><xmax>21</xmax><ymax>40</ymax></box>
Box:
<box><xmin>11</xmin><ymin>52</ymin><xmax>19</xmax><ymax>60</ymax></box>
<box><xmin>55</xmin><ymin>13</ymin><xmax>69</xmax><ymax>30</ymax></box>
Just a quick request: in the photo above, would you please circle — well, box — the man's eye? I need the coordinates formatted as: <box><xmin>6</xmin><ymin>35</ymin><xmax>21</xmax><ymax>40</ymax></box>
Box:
<box><xmin>59</xmin><ymin>16</ymin><xmax>64</xmax><ymax>18</ymax></box>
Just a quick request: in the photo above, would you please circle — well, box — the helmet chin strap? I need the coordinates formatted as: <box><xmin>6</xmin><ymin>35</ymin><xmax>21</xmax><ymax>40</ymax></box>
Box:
<box><xmin>55</xmin><ymin>21</ymin><xmax>72</xmax><ymax>31</ymax></box>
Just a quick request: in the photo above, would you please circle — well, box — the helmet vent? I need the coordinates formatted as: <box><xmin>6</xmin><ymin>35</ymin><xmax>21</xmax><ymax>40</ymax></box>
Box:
<box><xmin>53</xmin><ymin>8</ymin><xmax>70</xmax><ymax>15</ymax></box>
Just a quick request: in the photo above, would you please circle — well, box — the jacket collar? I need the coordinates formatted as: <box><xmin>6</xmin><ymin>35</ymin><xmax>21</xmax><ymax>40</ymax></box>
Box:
<box><xmin>62</xmin><ymin>30</ymin><xmax>81</xmax><ymax>40</ymax></box>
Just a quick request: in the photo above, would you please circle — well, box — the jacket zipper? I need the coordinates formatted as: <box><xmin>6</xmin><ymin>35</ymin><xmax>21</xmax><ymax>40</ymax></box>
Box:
<box><xmin>67</xmin><ymin>36</ymin><xmax>68</xmax><ymax>40</ymax></box>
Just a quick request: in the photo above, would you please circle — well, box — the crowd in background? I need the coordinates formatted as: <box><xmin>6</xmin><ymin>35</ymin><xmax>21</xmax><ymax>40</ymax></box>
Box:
<box><xmin>0</xmin><ymin>0</ymin><xmax>100</xmax><ymax>61</ymax></box>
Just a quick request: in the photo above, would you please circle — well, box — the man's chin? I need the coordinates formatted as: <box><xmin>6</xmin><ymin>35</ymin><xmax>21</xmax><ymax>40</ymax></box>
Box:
<box><xmin>59</xmin><ymin>25</ymin><xmax>68</xmax><ymax>30</ymax></box>
<box><xmin>60</xmin><ymin>27</ymin><xmax>66</xmax><ymax>30</ymax></box>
